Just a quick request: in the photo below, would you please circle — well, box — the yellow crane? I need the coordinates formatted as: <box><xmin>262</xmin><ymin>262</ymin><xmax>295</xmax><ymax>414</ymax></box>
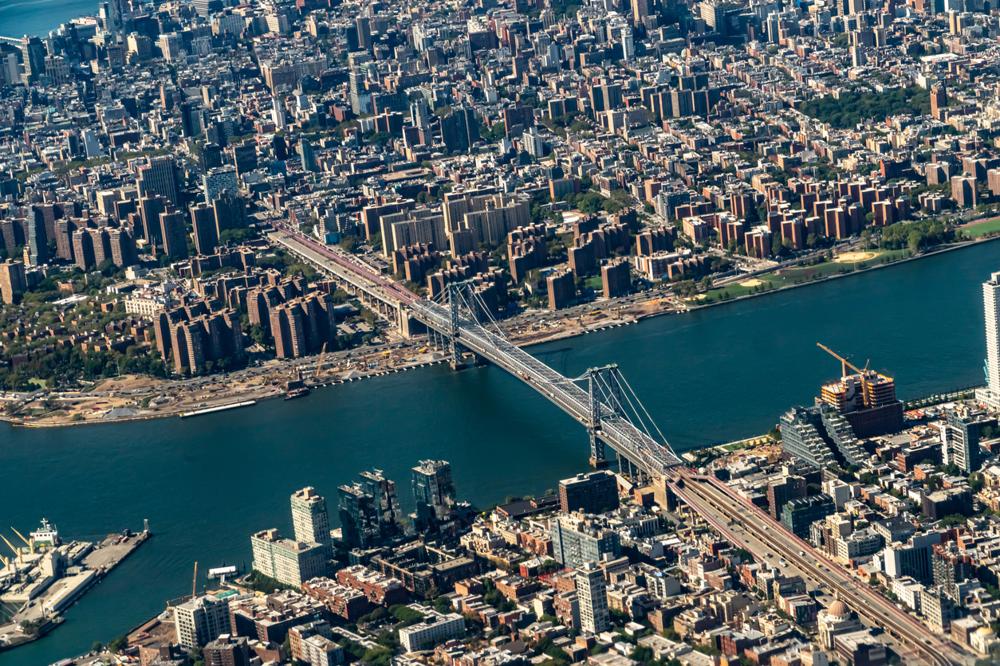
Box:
<box><xmin>314</xmin><ymin>342</ymin><xmax>329</xmax><ymax>378</ymax></box>
<box><xmin>816</xmin><ymin>342</ymin><xmax>866</xmax><ymax>377</ymax></box>
<box><xmin>0</xmin><ymin>534</ymin><xmax>22</xmax><ymax>562</ymax></box>
<box><xmin>10</xmin><ymin>526</ymin><xmax>34</xmax><ymax>554</ymax></box>
<box><xmin>0</xmin><ymin>554</ymin><xmax>10</xmax><ymax>569</ymax></box>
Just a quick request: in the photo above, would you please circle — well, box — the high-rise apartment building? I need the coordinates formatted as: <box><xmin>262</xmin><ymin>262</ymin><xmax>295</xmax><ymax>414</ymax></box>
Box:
<box><xmin>551</xmin><ymin>514</ymin><xmax>621</xmax><ymax>568</ymax></box>
<box><xmin>173</xmin><ymin>594</ymin><xmax>230</xmax><ymax>648</ymax></box>
<box><xmin>203</xmin><ymin>165</ymin><xmax>238</xmax><ymax>205</ymax></box>
<box><xmin>984</xmin><ymin>272</ymin><xmax>1000</xmax><ymax>400</ymax></box>
<box><xmin>137</xmin><ymin>156</ymin><xmax>180</xmax><ymax>206</ymax></box>
<box><xmin>558</xmin><ymin>471</ymin><xmax>619</xmax><ymax>514</ymax></box>
<box><xmin>160</xmin><ymin>211</ymin><xmax>189</xmax><ymax>260</ymax></box>
<box><xmin>0</xmin><ymin>259</ymin><xmax>27</xmax><ymax>305</ymax></box>
<box><xmin>337</xmin><ymin>483</ymin><xmax>382</xmax><ymax>549</ymax></box>
<box><xmin>575</xmin><ymin>563</ymin><xmax>610</xmax><ymax>634</ymax></box>
<box><xmin>411</xmin><ymin>460</ymin><xmax>456</xmax><ymax>531</ymax></box>
<box><xmin>359</xmin><ymin>469</ymin><xmax>401</xmax><ymax>537</ymax></box>
<box><xmin>191</xmin><ymin>204</ymin><xmax>220</xmax><ymax>254</ymax></box>
<box><xmin>291</xmin><ymin>486</ymin><xmax>332</xmax><ymax>550</ymax></box>
<box><xmin>940</xmin><ymin>408</ymin><xmax>993</xmax><ymax>473</ymax></box>
<box><xmin>250</xmin><ymin>528</ymin><xmax>327</xmax><ymax>587</ymax></box>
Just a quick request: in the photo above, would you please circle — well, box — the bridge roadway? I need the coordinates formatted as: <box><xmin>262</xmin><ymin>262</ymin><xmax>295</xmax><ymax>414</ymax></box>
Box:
<box><xmin>670</xmin><ymin>469</ymin><xmax>963</xmax><ymax>666</ymax></box>
<box><xmin>269</xmin><ymin>226</ymin><xmax>682</xmax><ymax>473</ymax></box>
<box><xmin>409</xmin><ymin>299</ymin><xmax>682</xmax><ymax>473</ymax></box>
<box><xmin>273</xmin><ymin>227</ymin><xmax>968</xmax><ymax>664</ymax></box>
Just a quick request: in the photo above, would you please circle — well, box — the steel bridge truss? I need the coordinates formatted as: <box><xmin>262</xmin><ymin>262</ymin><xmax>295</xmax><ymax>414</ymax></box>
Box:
<box><xmin>413</xmin><ymin>282</ymin><xmax>682</xmax><ymax>477</ymax></box>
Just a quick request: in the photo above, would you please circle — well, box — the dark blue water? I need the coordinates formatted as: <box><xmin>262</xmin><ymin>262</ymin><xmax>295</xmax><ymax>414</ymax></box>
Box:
<box><xmin>2</xmin><ymin>239</ymin><xmax>998</xmax><ymax>665</ymax></box>
<box><xmin>0</xmin><ymin>0</ymin><xmax>96</xmax><ymax>37</ymax></box>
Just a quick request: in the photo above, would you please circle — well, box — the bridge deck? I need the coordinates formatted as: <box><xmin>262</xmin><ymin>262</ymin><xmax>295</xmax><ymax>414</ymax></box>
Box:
<box><xmin>410</xmin><ymin>301</ymin><xmax>681</xmax><ymax>473</ymax></box>
<box><xmin>271</xmin><ymin>228</ymin><xmax>680</xmax><ymax>473</ymax></box>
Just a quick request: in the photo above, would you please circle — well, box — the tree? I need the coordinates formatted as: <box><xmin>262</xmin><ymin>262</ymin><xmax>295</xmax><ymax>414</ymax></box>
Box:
<box><xmin>390</xmin><ymin>605</ymin><xmax>425</xmax><ymax>624</ymax></box>
<box><xmin>107</xmin><ymin>635</ymin><xmax>129</xmax><ymax>653</ymax></box>
<box><xmin>631</xmin><ymin>646</ymin><xmax>655</xmax><ymax>664</ymax></box>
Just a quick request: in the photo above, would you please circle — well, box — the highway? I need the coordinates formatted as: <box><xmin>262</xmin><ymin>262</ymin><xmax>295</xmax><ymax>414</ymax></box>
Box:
<box><xmin>269</xmin><ymin>227</ymin><xmax>417</xmax><ymax>309</ymax></box>
<box><xmin>670</xmin><ymin>469</ymin><xmax>966</xmax><ymax>666</ymax></box>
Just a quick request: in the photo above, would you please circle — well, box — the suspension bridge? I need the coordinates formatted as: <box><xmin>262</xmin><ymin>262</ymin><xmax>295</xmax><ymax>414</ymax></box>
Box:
<box><xmin>270</xmin><ymin>225</ymin><xmax>682</xmax><ymax>476</ymax></box>
<box><xmin>269</xmin><ymin>226</ymin><xmax>968</xmax><ymax>665</ymax></box>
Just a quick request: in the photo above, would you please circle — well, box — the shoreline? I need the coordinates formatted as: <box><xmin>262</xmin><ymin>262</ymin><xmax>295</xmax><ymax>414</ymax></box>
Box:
<box><xmin>681</xmin><ymin>234</ymin><xmax>1000</xmax><ymax>316</ymax></box>
<box><xmin>4</xmin><ymin>234</ymin><xmax>998</xmax><ymax>430</ymax></box>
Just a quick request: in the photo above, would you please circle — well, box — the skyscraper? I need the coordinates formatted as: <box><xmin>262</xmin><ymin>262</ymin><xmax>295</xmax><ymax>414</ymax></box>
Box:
<box><xmin>160</xmin><ymin>211</ymin><xmax>189</xmax><ymax>260</ymax></box>
<box><xmin>575</xmin><ymin>563</ymin><xmax>609</xmax><ymax>634</ymax></box>
<box><xmin>359</xmin><ymin>469</ymin><xmax>401</xmax><ymax>537</ymax></box>
<box><xmin>299</xmin><ymin>138</ymin><xmax>318</xmax><ymax>172</ymax></box>
<box><xmin>25</xmin><ymin>215</ymin><xmax>48</xmax><ymax>266</ymax></box>
<box><xmin>411</xmin><ymin>460</ymin><xmax>456</xmax><ymax>532</ymax></box>
<box><xmin>291</xmin><ymin>486</ymin><xmax>332</xmax><ymax>550</ymax></box>
<box><xmin>338</xmin><ymin>484</ymin><xmax>378</xmax><ymax>549</ymax></box>
<box><xmin>191</xmin><ymin>204</ymin><xmax>219</xmax><ymax>255</ymax></box>
<box><xmin>137</xmin><ymin>156</ymin><xmax>180</xmax><ymax>206</ymax></box>
<box><xmin>440</xmin><ymin>106</ymin><xmax>479</xmax><ymax>154</ymax></box>
<box><xmin>984</xmin><ymin>272</ymin><xmax>1000</xmax><ymax>400</ymax></box>
<box><xmin>21</xmin><ymin>37</ymin><xmax>46</xmax><ymax>83</ymax></box>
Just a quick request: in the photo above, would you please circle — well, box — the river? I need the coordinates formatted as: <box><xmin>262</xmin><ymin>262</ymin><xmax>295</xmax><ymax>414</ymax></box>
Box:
<box><xmin>0</xmin><ymin>0</ymin><xmax>96</xmax><ymax>38</ymax></box>
<box><xmin>1</xmin><ymin>239</ymin><xmax>998</xmax><ymax>665</ymax></box>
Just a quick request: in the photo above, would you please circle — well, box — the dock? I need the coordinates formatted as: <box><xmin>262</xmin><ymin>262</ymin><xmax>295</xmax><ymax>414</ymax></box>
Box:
<box><xmin>0</xmin><ymin>522</ymin><xmax>150</xmax><ymax>653</ymax></box>
<box><xmin>179</xmin><ymin>399</ymin><xmax>256</xmax><ymax>418</ymax></box>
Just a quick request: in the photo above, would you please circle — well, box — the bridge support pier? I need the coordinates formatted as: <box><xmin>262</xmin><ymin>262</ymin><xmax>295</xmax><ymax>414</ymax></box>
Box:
<box><xmin>589</xmin><ymin>431</ymin><xmax>608</xmax><ymax>469</ymax></box>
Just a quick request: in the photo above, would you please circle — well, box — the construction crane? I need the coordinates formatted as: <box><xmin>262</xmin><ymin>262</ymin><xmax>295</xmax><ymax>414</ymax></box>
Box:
<box><xmin>817</xmin><ymin>342</ymin><xmax>866</xmax><ymax>377</ymax></box>
<box><xmin>314</xmin><ymin>342</ymin><xmax>329</xmax><ymax>378</ymax></box>
<box><xmin>10</xmin><ymin>526</ymin><xmax>34</xmax><ymax>554</ymax></box>
<box><xmin>192</xmin><ymin>561</ymin><xmax>198</xmax><ymax>600</ymax></box>
<box><xmin>0</xmin><ymin>534</ymin><xmax>22</xmax><ymax>562</ymax></box>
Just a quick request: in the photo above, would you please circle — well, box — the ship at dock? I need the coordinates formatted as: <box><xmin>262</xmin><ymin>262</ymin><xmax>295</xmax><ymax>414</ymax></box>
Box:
<box><xmin>0</xmin><ymin>518</ymin><xmax>150</xmax><ymax>652</ymax></box>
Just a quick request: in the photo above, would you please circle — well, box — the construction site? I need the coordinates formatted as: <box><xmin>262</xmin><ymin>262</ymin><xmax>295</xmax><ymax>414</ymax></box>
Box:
<box><xmin>0</xmin><ymin>519</ymin><xmax>150</xmax><ymax>652</ymax></box>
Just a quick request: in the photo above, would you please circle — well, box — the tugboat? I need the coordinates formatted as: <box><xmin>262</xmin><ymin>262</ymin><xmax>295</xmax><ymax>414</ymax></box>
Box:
<box><xmin>284</xmin><ymin>370</ymin><xmax>311</xmax><ymax>400</ymax></box>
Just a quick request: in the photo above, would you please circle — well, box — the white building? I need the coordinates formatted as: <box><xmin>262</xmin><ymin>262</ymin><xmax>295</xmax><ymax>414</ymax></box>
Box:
<box><xmin>250</xmin><ymin>529</ymin><xmax>327</xmax><ymax>587</ymax></box>
<box><xmin>291</xmin><ymin>486</ymin><xmax>331</xmax><ymax>549</ymax></box>
<box><xmin>398</xmin><ymin>611</ymin><xmax>465</xmax><ymax>652</ymax></box>
<box><xmin>173</xmin><ymin>594</ymin><xmax>230</xmax><ymax>648</ymax></box>
<box><xmin>977</xmin><ymin>271</ymin><xmax>1000</xmax><ymax>410</ymax></box>
<box><xmin>576</xmin><ymin>562</ymin><xmax>610</xmax><ymax>634</ymax></box>
<box><xmin>123</xmin><ymin>292</ymin><xmax>171</xmax><ymax>317</ymax></box>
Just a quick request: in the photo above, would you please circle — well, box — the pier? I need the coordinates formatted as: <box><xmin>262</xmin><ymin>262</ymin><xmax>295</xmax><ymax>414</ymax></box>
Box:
<box><xmin>0</xmin><ymin>521</ymin><xmax>150</xmax><ymax>652</ymax></box>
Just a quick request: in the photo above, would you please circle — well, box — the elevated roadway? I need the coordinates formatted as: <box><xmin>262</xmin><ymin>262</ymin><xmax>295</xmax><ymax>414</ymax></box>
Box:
<box><xmin>670</xmin><ymin>469</ymin><xmax>964</xmax><ymax>666</ymax></box>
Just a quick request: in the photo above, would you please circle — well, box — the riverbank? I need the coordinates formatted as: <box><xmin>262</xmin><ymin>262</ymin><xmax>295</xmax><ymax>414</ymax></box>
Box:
<box><xmin>4</xmin><ymin>232</ymin><xmax>998</xmax><ymax>429</ymax></box>
<box><xmin>686</xmin><ymin>234</ymin><xmax>1000</xmax><ymax>313</ymax></box>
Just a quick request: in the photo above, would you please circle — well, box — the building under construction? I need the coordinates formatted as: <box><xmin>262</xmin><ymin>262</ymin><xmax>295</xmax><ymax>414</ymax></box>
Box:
<box><xmin>816</xmin><ymin>344</ymin><xmax>904</xmax><ymax>438</ymax></box>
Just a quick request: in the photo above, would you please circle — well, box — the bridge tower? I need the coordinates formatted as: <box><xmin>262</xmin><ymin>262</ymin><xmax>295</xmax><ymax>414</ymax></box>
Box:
<box><xmin>586</xmin><ymin>365</ymin><xmax>619</xmax><ymax>469</ymax></box>
<box><xmin>444</xmin><ymin>279</ymin><xmax>486</xmax><ymax>370</ymax></box>
<box><xmin>446</xmin><ymin>281</ymin><xmax>463</xmax><ymax>369</ymax></box>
